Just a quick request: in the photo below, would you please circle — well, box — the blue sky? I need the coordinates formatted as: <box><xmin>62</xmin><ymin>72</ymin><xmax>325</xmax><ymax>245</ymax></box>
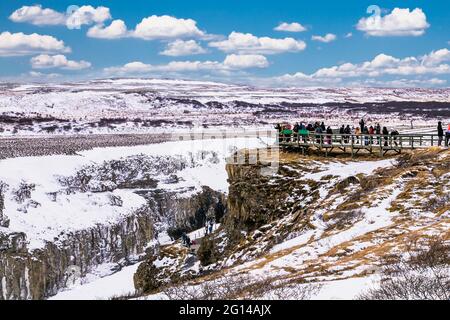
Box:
<box><xmin>0</xmin><ymin>0</ymin><xmax>449</xmax><ymax>87</ymax></box>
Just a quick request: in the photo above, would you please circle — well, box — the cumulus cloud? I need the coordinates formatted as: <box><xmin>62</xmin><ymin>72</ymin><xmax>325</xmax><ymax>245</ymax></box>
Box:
<box><xmin>9</xmin><ymin>5</ymin><xmax>112</xmax><ymax>30</ymax></box>
<box><xmin>9</xmin><ymin>5</ymin><xmax>212</xmax><ymax>42</ymax></box>
<box><xmin>209</xmin><ymin>32</ymin><xmax>306</xmax><ymax>54</ymax></box>
<box><xmin>272</xmin><ymin>48</ymin><xmax>450</xmax><ymax>86</ymax></box>
<box><xmin>357</xmin><ymin>8</ymin><xmax>430</xmax><ymax>37</ymax></box>
<box><xmin>311</xmin><ymin>33</ymin><xmax>337</xmax><ymax>43</ymax></box>
<box><xmin>104</xmin><ymin>54</ymin><xmax>269</xmax><ymax>75</ymax></box>
<box><xmin>0</xmin><ymin>31</ymin><xmax>70</xmax><ymax>56</ymax></box>
<box><xmin>274</xmin><ymin>22</ymin><xmax>307</xmax><ymax>32</ymax></box>
<box><xmin>133</xmin><ymin>15</ymin><xmax>205</xmax><ymax>40</ymax></box>
<box><xmin>87</xmin><ymin>20</ymin><xmax>128</xmax><ymax>39</ymax></box>
<box><xmin>104</xmin><ymin>60</ymin><xmax>219</xmax><ymax>74</ymax></box>
<box><xmin>31</xmin><ymin>54</ymin><xmax>91</xmax><ymax>70</ymax></box>
<box><xmin>312</xmin><ymin>50</ymin><xmax>450</xmax><ymax>78</ymax></box>
<box><xmin>29</xmin><ymin>71</ymin><xmax>61</xmax><ymax>78</ymax></box>
<box><xmin>358</xmin><ymin>78</ymin><xmax>447</xmax><ymax>88</ymax></box>
<box><xmin>421</xmin><ymin>48</ymin><xmax>450</xmax><ymax>67</ymax></box>
<box><xmin>160</xmin><ymin>40</ymin><xmax>207</xmax><ymax>56</ymax></box>
<box><xmin>66</xmin><ymin>5</ymin><xmax>111</xmax><ymax>29</ymax></box>
<box><xmin>223</xmin><ymin>54</ymin><xmax>269</xmax><ymax>69</ymax></box>
<box><xmin>9</xmin><ymin>5</ymin><xmax>66</xmax><ymax>26</ymax></box>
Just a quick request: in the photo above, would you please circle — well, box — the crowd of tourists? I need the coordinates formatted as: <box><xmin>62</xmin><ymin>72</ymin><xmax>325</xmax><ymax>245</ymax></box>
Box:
<box><xmin>275</xmin><ymin>119</ymin><xmax>450</xmax><ymax>147</ymax></box>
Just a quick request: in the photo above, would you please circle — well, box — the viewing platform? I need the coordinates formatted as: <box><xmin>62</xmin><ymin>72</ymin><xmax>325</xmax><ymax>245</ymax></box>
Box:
<box><xmin>278</xmin><ymin>132</ymin><xmax>443</xmax><ymax>157</ymax></box>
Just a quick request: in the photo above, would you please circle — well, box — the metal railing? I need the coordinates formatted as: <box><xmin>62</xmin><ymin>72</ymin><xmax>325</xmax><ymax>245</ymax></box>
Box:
<box><xmin>278</xmin><ymin>132</ymin><xmax>444</xmax><ymax>156</ymax></box>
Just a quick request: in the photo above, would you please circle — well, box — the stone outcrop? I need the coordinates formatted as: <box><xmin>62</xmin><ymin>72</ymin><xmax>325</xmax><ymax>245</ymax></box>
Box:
<box><xmin>0</xmin><ymin>186</ymin><xmax>226</xmax><ymax>300</ymax></box>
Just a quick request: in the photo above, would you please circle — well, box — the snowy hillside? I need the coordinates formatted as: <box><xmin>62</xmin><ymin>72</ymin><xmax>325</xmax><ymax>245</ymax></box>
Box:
<box><xmin>0</xmin><ymin>78</ymin><xmax>449</xmax><ymax>135</ymax></box>
<box><xmin>47</xmin><ymin>147</ymin><xmax>450</xmax><ymax>301</ymax></box>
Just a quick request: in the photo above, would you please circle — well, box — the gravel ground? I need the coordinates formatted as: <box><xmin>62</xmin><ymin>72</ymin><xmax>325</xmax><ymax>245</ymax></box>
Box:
<box><xmin>0</xmin><ymin>133</ymin><xmax>173</xmax><ymax>160</ymax></box>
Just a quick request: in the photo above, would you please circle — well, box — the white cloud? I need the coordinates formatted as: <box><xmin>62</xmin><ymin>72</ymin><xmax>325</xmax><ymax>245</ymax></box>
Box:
<box><xmin>66</xmin><ymin>5</ymin><xmax>111</xmax><ymax>30</ymax></box>
<box><xmin>311</xmin><ymin>33</ymin><xmax>337</xmax><ymax>43</ymax></box>
<box><xmin>345</xmin><ymin>32</ymin><xmax>353</xmax><ymax>38</ymax></box>
<box><xmin>10</xmin><ymin>5</ymin><xmax>113</xmax><ymax>30</ymax></box>
<box><xmin>358</xmin><ymin>78</ymin><xmax>447</xmax><ymax>87</ymax></box>
<box><xmin>104</xmin><ymin>54</ymin><xmax>269</xmax><ymax>75</ymax></box>
<box><xmin>104</xmin><ymin>60</ymin><xmax>219</xmax><ymax>74</ymax></box>
<box><xmin>31</xmin><ymin>54</ymin><xmax>91</xmax><ymax>70</ymax></box>
<box><xmin>271</xmin><ymin>72</ymin><xmax>342</xmax><ymax>86</ymax></box>
<box><xmin>87</xmin><ymin>20</ymin><xmax>128</xmax><ymax>39</ymax></box>
<box><xmin>209</xmin><ymin>32</ymin><xmax>306</xmax><ymax>54</ymax></box>
<box><xmin>274</xmin><ymin>22</ymin><xmax>306</xmax><ymax>32</ymax></box>
<box><xmin>29</xmin><ymin>71</ymin><xmax>60</xmax><ymax>78</ymax></box>
<box><xmin>0</xmin><ymin>32</ymin><xmax>70</xmax><ymax>57</ymax></box>
<box><xmin>274</xmin><ymin>48</ymin><xmax>450</xmax><ymax>86</ymax></box>
<box><xmin>421</xmin><ymin>49</ymin><xmax>450</xmax><ymax>67</ymax></box>
<box><xmin>223</xmin><ymin>54</ymin><xmax>268</xmax><ymax>69</ymax></box>
<box><xmin>160</xmin><ymin>40</ymin><xmax>207</xmax><ymax>56</ymax></box>
<box><xmin>9</xmin><ymin>5</ymin><xmax>66</xmax><ymax>26</ymax></box>
<box><xmin>357</xmin><ymin>8</ymin><xmax>430</xmax><ymax>37</ymax></box>
<box><xmin>133</xmin><ymin>15</ymin><xmax>205</xmax><ymax>40</ymax></box>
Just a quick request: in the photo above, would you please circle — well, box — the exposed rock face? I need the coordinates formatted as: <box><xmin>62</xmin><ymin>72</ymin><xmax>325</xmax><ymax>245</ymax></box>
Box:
<box><xmin>133</xmin><ymin>188</ymin><xmax>227</xmax><ymax>294</ymax></box>
<box><xmin>0</xmin><ymin>182</ymin><xmax>9</xmax><ymax>228</ymax></box>
<box><xmin>132</xmin><ymin>149</ymin><xmax>450</xmax><ymax>299</ymax></box>
<box><xmin>222</xmin><ymin>159</ymin><xmax>319</xmax><ymax>255</ymax></box>
<box><xmin>0</xmin><ymin>211</ymin><xmax>154</xmax><ymax>300</ymax></box>
<box><xmin>142</xmin><ymin>187</ymin><xmax>226</xmax><ymax>239</ymax></box>
<box><xmin>0</xmin><ymin>186</ymin><xmax>226</xmax><ymax>300</ymax></box>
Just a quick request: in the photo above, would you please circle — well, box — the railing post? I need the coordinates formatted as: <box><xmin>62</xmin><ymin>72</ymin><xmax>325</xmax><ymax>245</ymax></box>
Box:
<box><xmin>351</xmin><ymin>135</ymin><xmax>354</xmax><ymax>158</ymax></box>
<box><xmin>379</xmin><ymin>135</ymin><xmax>383</xmax><ymax>157</ymax></box>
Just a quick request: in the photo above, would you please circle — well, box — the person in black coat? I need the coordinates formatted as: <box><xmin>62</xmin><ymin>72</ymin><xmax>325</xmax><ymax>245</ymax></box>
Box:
<box><xmin>326</xmin><ymin>126</ymin><xmax>333</xmax><ymax>145</ymax></box>
<box><xmin>438</xmin><ymin>121</ymin><xmax>444</xmax><ymax>146</ymax></box>
<box><xmin>382</xmin><ymin>127</ymin><xmax>389</xmax><ymax>146</ymax></box>
<box><xmin>344</xmin><ymin>125</ymin><xmax>351</xmax><ymax>143</ymax></box>
<box><xmin>320</xmin><ymin>122</ymin><xmax>326</xmax><ymax>131</ymax></box>
<box><xmin>391</xmin><ymin>130</ymin><xmax>399</xmax><ymax>146</ymax></box>
<box><xmin>359</xmin><ymin>119</ymin><xmax>365</xmax><ymax>132</ymax></box>
<box><xmin>375</xmin><ymin>123</ymin><xmax>381</xmax><ymax>145</ymax></box>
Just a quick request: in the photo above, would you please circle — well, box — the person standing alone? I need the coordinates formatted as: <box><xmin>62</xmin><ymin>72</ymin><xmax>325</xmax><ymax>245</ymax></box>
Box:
<box><xmin>437</xmin><ymin>121</ymin><xmax>444</xmax><ymax>146</ymax></box>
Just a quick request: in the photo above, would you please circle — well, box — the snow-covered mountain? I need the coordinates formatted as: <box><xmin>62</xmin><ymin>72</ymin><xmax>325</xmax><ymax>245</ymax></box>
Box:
<box><xmin>0</xmin><ymin>78</ymin><xmax>449</xmax><ymax>135</ymax></box>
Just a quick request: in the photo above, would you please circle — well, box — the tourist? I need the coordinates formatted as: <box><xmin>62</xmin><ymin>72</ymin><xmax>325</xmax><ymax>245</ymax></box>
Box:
<box><xmin>339</xmin><ymin>125</ymin><xmax>345</xmax><ymax>144</ymax></box>
<box><xmin>369</xmin><ymin>126</ymin><xmax>375</xmax><ymax>145</ymax></box>
<box><xmin>208</xmin><ymin>219</ymin><xmax>214</xmax><ymax>234</ymax></box>
<box><xmin>375</xmin><ymin>123</ymin><xmax>381</xmax><ymax>145</ymax></box>
<box><xmin>315</xmin><ymin>125</ymin><xmax>323</xmax><ymax>144</ymax></box>
<box><xmin>343</xmin><ymin>125</ymin><xmax>351</xmax><ymax>144</ymax></box>
<box><xmin>355</xmin><ymin>126</ymin><xmax>361</xmax><ymax>144</ymax></box>
<box><xmin>391</xmin><ymin>130</ymin><xmax>400</xmax><ymax>146</ymax></box>
<box><xmin>320</xmin><ymin>122</ymin><xmax>326</xmax><ymax>131</ymax></box>
<box><xmin>363</xmin><ymin>126</ymin><xmax>369</xmax><ymax>145</ymax></box>
<box><xmin>438</xmin><ymin>121</ymin><xmax>444</xmax><ymax>146</ymax></box>
<box><xmin>326</xmin><ymin>126</ymin><xmax>333</xmax><ymax>145</ymax></box>
<box><xmin>359</xmin><ymin>118</ymin><xmax>365</xmax><ymax>133</ymax></box>
<box><xmin>275</xmin><ymin>123</ymin><xmax>282</xmax><ymax>133</ymax></box>
<box><xmin>382</xmin><ymin>127</ymin><xmax>389</xmax><ymax>146</ymax></box>
<box><xmin>181</xmin><ymin>232</ymin><xmax>191</xmax><ymax>248</ymax></box>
